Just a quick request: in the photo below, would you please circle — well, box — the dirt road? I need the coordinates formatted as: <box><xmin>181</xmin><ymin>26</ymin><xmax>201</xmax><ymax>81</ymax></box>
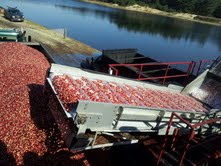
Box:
<box><xmin>0</xmin><ymin>14</ymin><xmax>98</xmax><ymax>56</ymax></box>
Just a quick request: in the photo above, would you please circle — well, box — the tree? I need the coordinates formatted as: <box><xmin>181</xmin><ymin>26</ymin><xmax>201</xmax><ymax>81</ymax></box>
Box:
<box><xmin>213</xmin><ymin>3</ymin><xmax>221</xmax><ymax>18</ymax></box>
<box><xmin>99</xmin><ymin>0</ymin><xmax>221</xmax><ymax>18</ymax></box>
<box><xmin>166</xmin><ymin>0</ymin><xmax>180</xmax><ymax>9</ymax></box>
<box><xmin>177</xmin><ymin>0</ymin><xmax>197</xmax><ymax>13</ymax></box>
<box><xmin>195</xmin><ymin>0</ymin><xmax>220</xmax><ymax>16</ymax></box>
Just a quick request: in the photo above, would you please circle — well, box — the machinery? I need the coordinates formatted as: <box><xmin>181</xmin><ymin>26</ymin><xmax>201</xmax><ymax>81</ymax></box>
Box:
<box><xmin>81</xmin><ymin>49</ymin><xmax>214</xmax><ymax>86</ymax></box>
<box><xmin>81</xmin><ymin>49</ymin><xmax>157</xmax><ymax>70</ymax></box>
<box><xmin>0</xmin><ymin>28</ymin><xmax>31</xmax><ymax>42</ymax></box>
<box><xmin>0</xmin><ymin>40</ymin><xmax>218</xmax><ymax>164</ymax></box>
<box><xmin>45</xmin><ymin>55</ymin><xmax>221</xmax><ymax>157</ymax></box>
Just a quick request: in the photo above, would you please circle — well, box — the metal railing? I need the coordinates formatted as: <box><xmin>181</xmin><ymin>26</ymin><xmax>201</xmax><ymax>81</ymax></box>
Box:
<box><xmin>108</xmin><ymin>59</ymin><xmax>213</xmax><ymax>85</ymax></box>
<box><xmin>157</xmin><ymin>112</ymin><xmax>220</xmax><ymax>166</ymax></box>
<box><xmin>49</xmin><ymin>28</ymin><xmax>67</xmax><ymax>38</ymax></box>
<box><xmin>192</xmin><ymin>59</ymin><xmax>214</xmax><ymax>76</ymax></box>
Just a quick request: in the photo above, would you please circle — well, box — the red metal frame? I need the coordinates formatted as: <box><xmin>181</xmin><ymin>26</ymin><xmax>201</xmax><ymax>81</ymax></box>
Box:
<box><xmin>109</xmin><ymin>59</ymin><xmax>213</xmax><ymax>85</ymax></box>
<box><xmin>109</xmin><ymin>66</ymin><xmax>119</xmax><ymax>76</ymax></box>
<box><xmin>109</xmin><ymin>61</ymin><xmax>193</xmax><ymax>85</ymax></box>
<box><xmin>157</xmin><ymin>112</ymin><xmax>219</xmax><ymax>166</ymax></box>
<box><xmin>195</xmin><ymin>59</ymin><xmax>214</xmax><ymax>76</ymax></box>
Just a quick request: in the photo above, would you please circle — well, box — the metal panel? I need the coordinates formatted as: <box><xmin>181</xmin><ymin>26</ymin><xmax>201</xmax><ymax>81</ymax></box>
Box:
<box><xmin>74</xmin><ymin>100</ymin><xmax>210</xmax><ymax>135</ymax></box>
<box><xmin>102</xmin><ymin>49</ymin><xmax>138</xmax><ymax>64</ymax></box>
<box><xmin>183</xmin><ymin>57</ymin><xmax>221</xmax><ymax>109</ymax></box>
<box><xmin>76</xmin><ymin>101</ymin><xmax>119</xmax><ymax>130</ymax></box>
<box><xmin>209</xmin><ymin>56</ymin><xmax>221</xmax><ymax>78</ymax></box>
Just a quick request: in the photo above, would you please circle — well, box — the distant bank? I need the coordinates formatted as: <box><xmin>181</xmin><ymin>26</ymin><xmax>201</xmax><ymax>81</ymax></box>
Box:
<box><xmin>81</xmin><ymin>0</ymin><xmax>221</xmax><ymax>27</ymax></box>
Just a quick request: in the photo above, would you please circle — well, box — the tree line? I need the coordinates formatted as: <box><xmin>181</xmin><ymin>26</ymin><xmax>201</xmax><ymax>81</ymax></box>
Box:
<box><xmin>99</xmin><ymin>0</ymin><xmax>221</xmax><ymax>18</ymax></box>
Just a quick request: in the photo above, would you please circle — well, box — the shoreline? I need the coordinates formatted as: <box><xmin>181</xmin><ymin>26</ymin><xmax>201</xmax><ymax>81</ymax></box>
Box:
<box><xmin>81</xmin><ymin>0</ymin><xmax>221</xmax><ymax>27</ymax></box>
<box><xmin>0</xmin><ymin>13</ymin><xmax>98</xmax><ymax>56</ymax></box>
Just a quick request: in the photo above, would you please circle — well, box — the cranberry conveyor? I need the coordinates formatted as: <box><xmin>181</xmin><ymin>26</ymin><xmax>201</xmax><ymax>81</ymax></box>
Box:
<box><xmin>46</xmin><ymin>63</ymin><xmax>221</xmax><ymax>151</ymax></box>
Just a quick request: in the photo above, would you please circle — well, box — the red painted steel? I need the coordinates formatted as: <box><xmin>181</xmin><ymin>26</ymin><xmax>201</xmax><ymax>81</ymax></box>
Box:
<box><xmin>171</xmin><ymin>128</ymin><xmax>179</xmax><ymax>151</ymax></box>
<box><xmin>190</xmin><ymin>61</ymin><xmax>196</xmax><ymax>75</ymax></box>
<box><xmin>138</xmin><ymin>65</ymin><xmax>143</xmax><ymax>80</ymax></box>
<box><xmin>110</xmin><ymin>66</ymin><xmax>119</xmax><ymax>76</ymax></box>
<box><xmin>196</xmin><ymin>60</ymin><xmax>203</xmax><ymax>76</ymax></box>
<box><xmin>195</xmin><ymin>59</ymin><xmax>214</xmax><ymax>76</ymax></box>
<box><xmin>163</xmin><ymin>64</ymin><xmax>170</xmax><ymax>85</ymax></box>
<box><xmin>139</xmin><ymin>74</ymin><xmax>189</xmax><ymax>81</ymax></box>
<box><xmin>109</xmin><ymin>61</ymin><xmax>193</xmax><ymax>85</ymax></box>
<box><xmin>109</xmin><ymin>59</ymin><xmax>213</xmax><ymax>85</ymax></box>
<box><xmin>157</xmin><ymin>112</ymin><xmax>220</xmax><ymax>166</ymax></box>
<box><xmin>191</xmin><ymin>118</ymin><xmax>219</xmax><ymax>128</ymax></box>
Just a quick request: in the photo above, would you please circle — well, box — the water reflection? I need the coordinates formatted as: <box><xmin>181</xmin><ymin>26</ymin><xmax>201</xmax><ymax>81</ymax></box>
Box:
<box><xmin>1</xmin><ymin>0</ymin><xmax>220</xmax><ymax>61</ymax></box>
<box><xmin>55</xmin><ymin>4</ymin><xmax>221</xmax><ymax>49</ymax></box>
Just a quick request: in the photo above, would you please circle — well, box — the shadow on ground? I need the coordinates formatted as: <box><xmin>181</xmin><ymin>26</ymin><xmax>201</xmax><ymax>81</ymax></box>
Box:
<box><xmin>26</xmin><ymin>83</ymin><xmax>153</xmax><ymax>166</ymax></box>
<box><xmin>0</xmin><ymin>140</ymin><xmax>16</xmax><ymax>166</ymax></box>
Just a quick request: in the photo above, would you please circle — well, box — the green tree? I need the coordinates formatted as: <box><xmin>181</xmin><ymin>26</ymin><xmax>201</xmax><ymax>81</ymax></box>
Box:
<box><xmin>195</xmin><ymin>0</ymin><xmax>220</xmax><ymax>16</ymax></box>
<box><xmin>177</xmin><ymin>0</ymin><xmax>197</xmax><ymax>13</ymax></box>
<box><xmin>166</xmin><ymin>0</ymin><xmax>179</xmax><ymax>10</ymax></box>
<box><xmin>99</xmin><ymin>0</ymin><xmax>221</xmax><ymax>18</ymax></box>
<box><xmin>213</xmin><ymin>3</ymin><xmax>221</xmax><ymax>18</ymax></box>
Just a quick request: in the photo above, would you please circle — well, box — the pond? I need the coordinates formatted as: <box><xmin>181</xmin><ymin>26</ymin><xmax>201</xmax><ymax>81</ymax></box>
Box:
<box><xmin>1</xmin><ymin>0</ymin><xmax>221</xmax><ymax>63</ymax></box>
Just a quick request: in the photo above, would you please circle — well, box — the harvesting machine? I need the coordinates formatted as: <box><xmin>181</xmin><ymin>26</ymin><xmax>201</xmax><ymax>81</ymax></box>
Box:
<box><xmin>45</xmin><ymin>56</ymin><xmax>221</xmax><ymax>165</ymax></box>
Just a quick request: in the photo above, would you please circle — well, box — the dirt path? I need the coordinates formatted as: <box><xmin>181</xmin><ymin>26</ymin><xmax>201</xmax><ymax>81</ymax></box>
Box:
<box><xmin>0</xmin><ymin>14</ymin><xmax>98</xmax><ymax>56</ymax></box>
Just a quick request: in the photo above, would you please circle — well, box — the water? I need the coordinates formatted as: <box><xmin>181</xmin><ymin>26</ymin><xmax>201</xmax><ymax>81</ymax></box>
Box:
<box><xmin>1</xmin><ymin>0</ymin><xmax>221</xmax><ymax>63</ymax></box>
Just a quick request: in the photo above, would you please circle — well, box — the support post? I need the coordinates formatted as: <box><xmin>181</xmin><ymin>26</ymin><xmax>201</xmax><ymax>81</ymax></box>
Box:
<box><xmin>138</xmin><ymin>65</ymin><xmax>143</xmax><ymax>80</ymax></box>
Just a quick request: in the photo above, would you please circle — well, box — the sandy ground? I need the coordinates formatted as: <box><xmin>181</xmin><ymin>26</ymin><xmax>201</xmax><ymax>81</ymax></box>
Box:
<box><xmin>0</xmin><ymin>14</ymin><xmax>98</xmax><ymax>56</ymax></box>
<box><xmin>82</xmin><ymin>1</ymin><xmax>221</xmax><ymax>26</ymax></box>
<box><xmin>125</xmin><ymin>4</ymin><xmax>197</xmax><ymax>20</ymax></box>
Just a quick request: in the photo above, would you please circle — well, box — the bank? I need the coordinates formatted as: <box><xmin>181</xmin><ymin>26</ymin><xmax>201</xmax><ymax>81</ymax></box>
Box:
<box><xmin>81</xmin><ymin>0</ymin><xmax>221</xmax><ymax>27</ymax></box>
<box><xmin>0</xmin><ymin>13</ymin><xmax>98</xmax><ymax>56</ymax></box>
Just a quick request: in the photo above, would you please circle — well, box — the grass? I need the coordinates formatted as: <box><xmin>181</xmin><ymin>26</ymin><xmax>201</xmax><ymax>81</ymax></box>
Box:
<box><xmin>24</xmin><ymin>19</ymin><xmax>48</xmax><ymax>30</ymax></box>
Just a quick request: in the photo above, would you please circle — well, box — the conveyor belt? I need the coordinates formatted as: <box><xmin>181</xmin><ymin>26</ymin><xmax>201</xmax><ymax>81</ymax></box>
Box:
<box><xmin>47</xmin><ymin>64</ymin><xmax>221</xmax><ymax>152</ymax></box>
<box><xmin>52</xmin><ymin>75</ymin><xmax>209</xmax><ymax>113</ymax></box>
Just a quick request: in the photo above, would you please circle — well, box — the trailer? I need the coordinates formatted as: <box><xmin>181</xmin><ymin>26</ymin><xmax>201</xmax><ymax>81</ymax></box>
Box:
<box><xmin>45</xmin><ymin>55</ymin><xmax>221</xmax><ymax>158</ymax></box>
